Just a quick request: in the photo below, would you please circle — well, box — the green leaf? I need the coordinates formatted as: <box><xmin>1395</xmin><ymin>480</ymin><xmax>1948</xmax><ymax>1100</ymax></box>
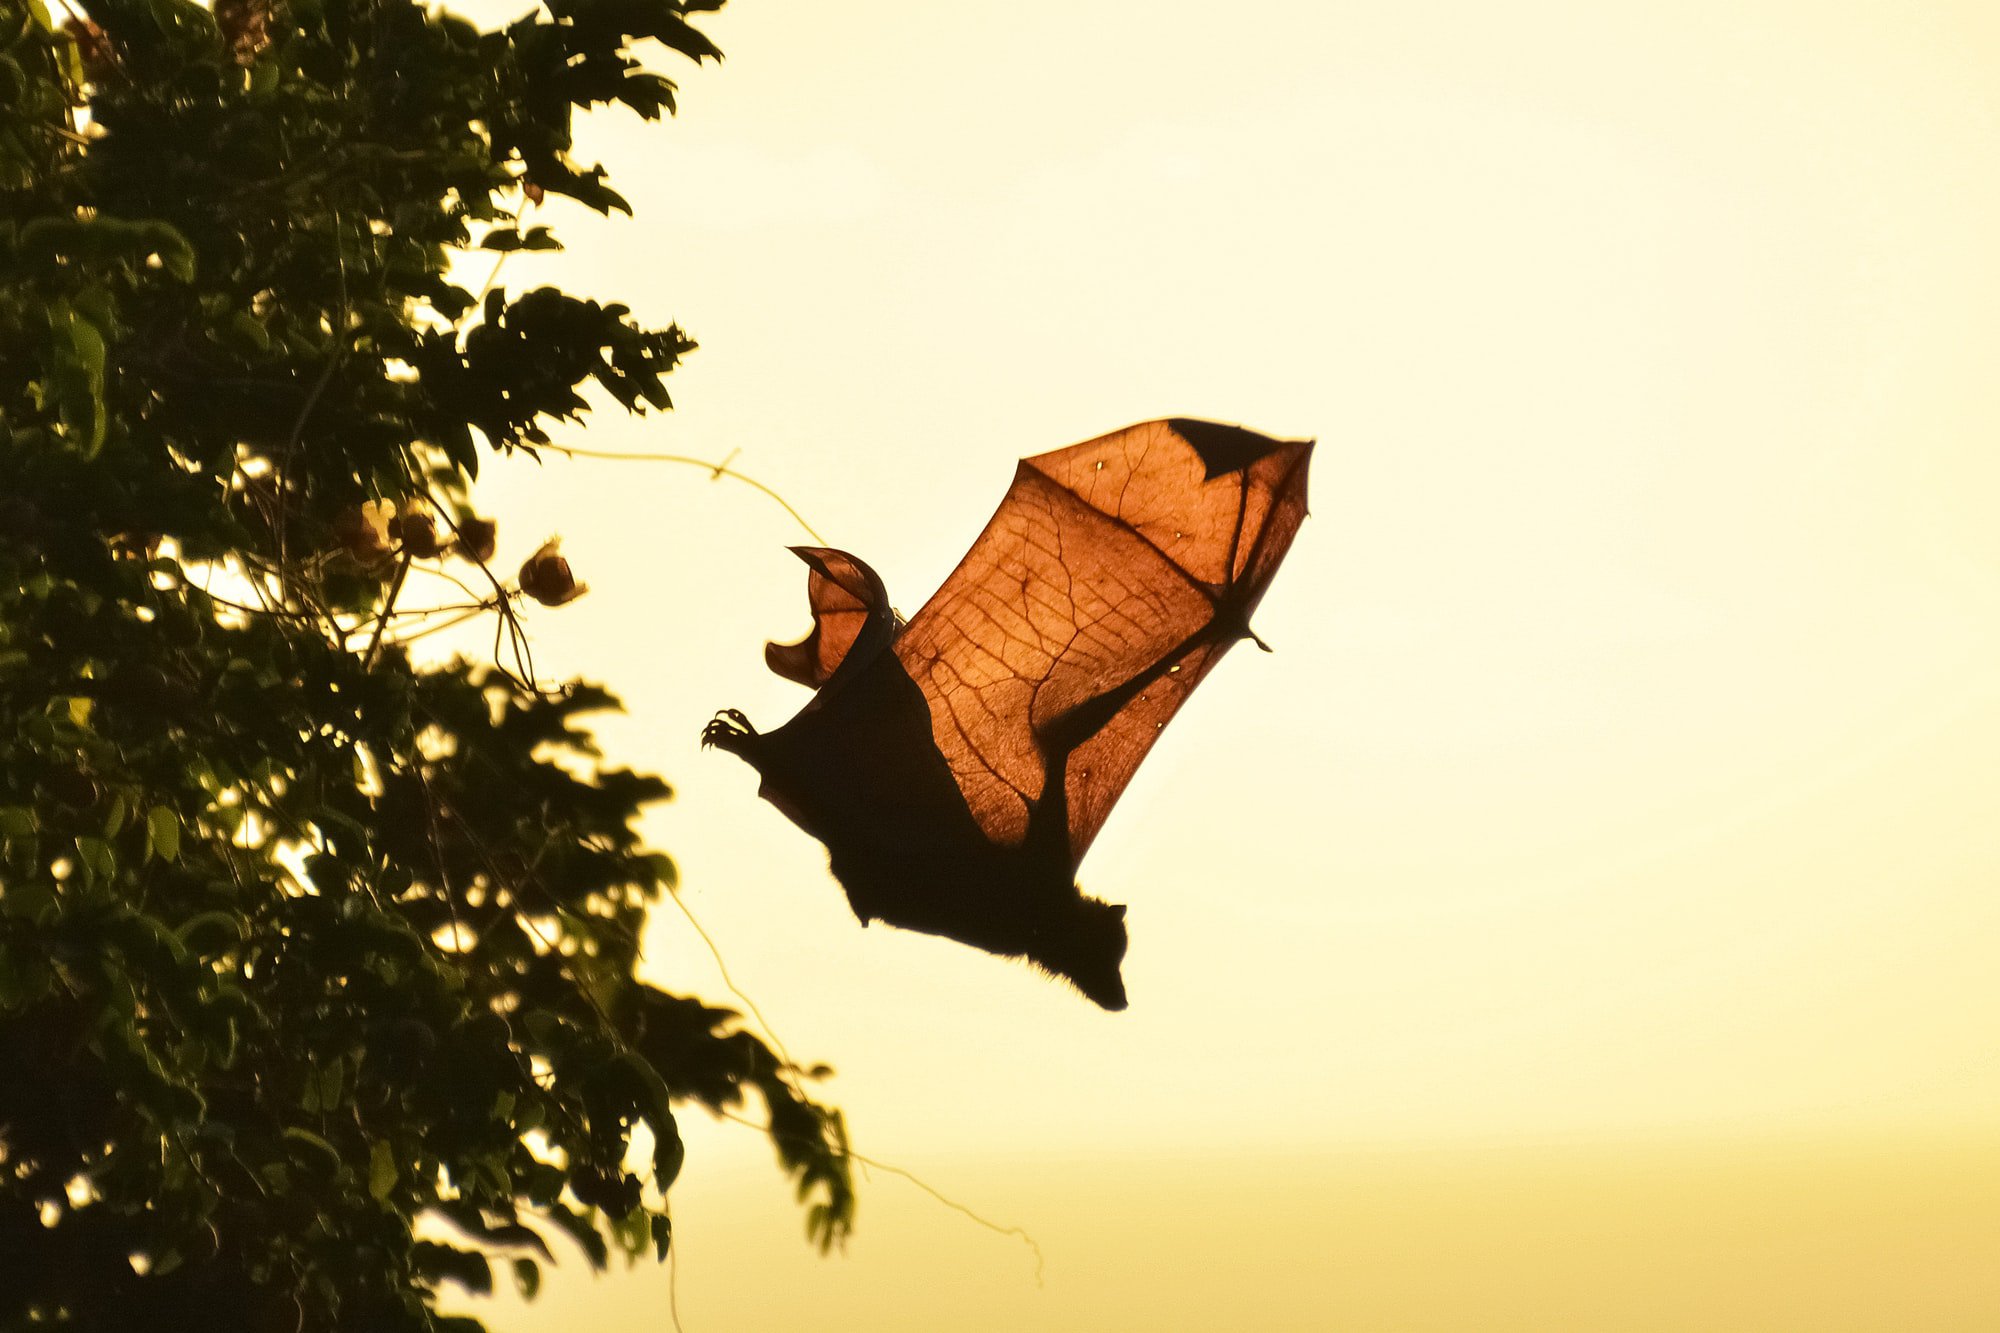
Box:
<box><xmin>317</xmin><ymin>1059</ymin><xmax>345</xmax><ymax>1111</ymax></box>
<box><xmin>281</xmin><ymin>1127</ymin><xmax>342</xmax><ymax>1173</ymax></box>
<box><xmin>59</xmin><ymin>307</ymin><xmax>105</xmax><ymax>379</ymax></box>
<box><xmin>0</xmin><ymin>3</ymin><xmax>854</xmax><ymax>1320</ymax></box>
<box><xmin>1</xmin><ymin>879</ymin><xmax>54</xmax><ymax>920</ymax></box>
<box><xmin>102</xmin><ymin>906</ymin><xmax>189</xmax><ymax>967</ymax></box>
<box><xmin>614</xmin><ymin>1204</ymin><xmax>650</xmax><ymax>1260</ymax></box>
<box><xmin>543</xmin><ymin>1204</ymin><xmax>610</xmax><ymax>1270</ymax></box>
<box><xmin>49</xmin><ymin>304</ymin><xmax>107</xmax><ymax>454</ymax></box>
<box><xmin>650</xmin><ymin>1213</ymin><xmax>672</xmax><ymax>1262</ymax></box>
<box><xmin>174</xmin><ymin>910</ymin><xmax>246</xmax><ymax>954</ymax></box>
<box><xmin>145</xmin><ymin>805</ymin><xmax>180</xmax><ymax>863</ymax></box>
<box><xmin>369</xmin><ymin>1140</ymin><xmax>397</xmax><ymax>1202</ymax></box>
<box><xmin>75</xmin><ymin>834</ymin><xmax>115</xmax><ymax>883</ymax></box>
<box><xmin>615</xmin><ymin>1050</ymin><xmax>674</xmax><ymax>1129</ymax></box>
<box><xmin>652</xmin><ymin>1107</ymin><xmax>685</xmax><ymax>1188</ymax></box>
<box><xmin>138</xmin><ymin>222</ymin><xmax>196</xmax><ymax>282</ymax></box>
<box><xmin>227</xmin><ymin>311</ymin><xmax>271</xmax><ymax>350</ymax></box>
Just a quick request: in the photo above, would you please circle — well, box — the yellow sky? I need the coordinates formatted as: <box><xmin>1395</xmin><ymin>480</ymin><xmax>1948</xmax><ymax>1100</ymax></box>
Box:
<box><xmin>440</xmin><ymin>1</ymin><xmax>2000</xmax><ymax>1326</ymax></box>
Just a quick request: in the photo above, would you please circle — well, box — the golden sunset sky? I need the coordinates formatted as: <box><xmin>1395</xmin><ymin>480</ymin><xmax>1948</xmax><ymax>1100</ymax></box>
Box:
<box><xmin>439</xmin><ymin>1</ymin><xmax>2000</xmax><ymax>1327</ymax></box>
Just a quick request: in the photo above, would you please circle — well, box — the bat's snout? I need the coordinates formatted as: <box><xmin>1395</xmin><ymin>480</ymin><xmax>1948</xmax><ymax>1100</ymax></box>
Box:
<box><xmin>1042</xmin><ymin>894</ymin><xmax>1129</xmax><ymax>1012</ymax></box>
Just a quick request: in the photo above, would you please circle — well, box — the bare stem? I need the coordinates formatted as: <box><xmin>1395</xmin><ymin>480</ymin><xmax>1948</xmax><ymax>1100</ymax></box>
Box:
<box><xmin>362</xmin><ymin>555</ymin><xmax>413</xmax><ymax>668</ymax></box>
<box><xmin>537</xmin><ymin>443</ymin><xmax>827</xmax><ymax>545</ymax></box>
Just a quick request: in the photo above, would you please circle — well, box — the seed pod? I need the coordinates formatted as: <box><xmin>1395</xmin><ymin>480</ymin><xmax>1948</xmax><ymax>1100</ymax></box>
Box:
<box><xmin>63</xmin><ymin>19</ymin><xmax>114</xmax><ymax>84</ymax></box>
<box><xmin>390</xmin><ymin>502</ymin><xmax>445</xmax><ymax>559</ymax></box>
<box><xmin>214</xmin><ymin>0</ymin><xmax>271</xmax><ymax>64</ymax></box>
<box><xmin>333</xmin><ymin>501</ymin><xmax>395</xmax><ymax>564</ymax></box>
<box><xmin>109</xmin><ymin>530</ymin><xmax>164</xmax><ymax>560</ymax></box>
<box><xmin>453</xmin><ymin>515</ymin><xmax>498</xmax><ymax>564</ymax></box>
<box><xmin>518</xmin><ymin>538</ymin><xmax>586</xmax><ymax>607</ymax></box>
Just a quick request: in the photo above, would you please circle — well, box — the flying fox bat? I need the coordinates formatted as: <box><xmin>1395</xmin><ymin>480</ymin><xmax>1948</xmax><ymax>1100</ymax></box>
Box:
<box><xmin>703</xmin><ymin>418</ymin><xmax>1313</xmax><ymax>1009</ymax></box>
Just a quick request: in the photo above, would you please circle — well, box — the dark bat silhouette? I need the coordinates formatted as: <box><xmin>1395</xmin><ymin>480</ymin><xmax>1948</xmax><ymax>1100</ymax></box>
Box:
<box><xmin>703</xmin><ymin>419</ymin><xmax>1313</xmax><ymax>1009</ymax></box>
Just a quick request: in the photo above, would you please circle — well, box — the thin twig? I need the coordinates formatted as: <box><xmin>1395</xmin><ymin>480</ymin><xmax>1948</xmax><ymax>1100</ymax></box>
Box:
<box><xmin>409</xmin><ymin>758</ymin><xmax>472</xmax><ymax>971</ymax></box>
<box><xmin>714</xmin><ymin>1108</ymin><xmax>1045</xmax><ymax>1285</ymax></box>
<box><xmin>273</xmin><ymin>209</ymin><xmax>352</xmax><ymax>616</ymax></box>
<box><xmin>27</xmin><ymin>120</ymin><xmax>90</xmax><ymax>145</ymax></box>
<box><xmin>362</xmin><ymin>554</ymin><xmax>413</xmax><ymax>668</ymax></box>
<box><xmin>473</xmin><ymin>192</ymin><xmax>537</xmax><ymax>305</ymax></box>
<box><xmin>537</xmin><ymin>443</ymin><xmax>826</xmax><ymax>545</ymax></box>
<box><xmin>666</xmin><ymin>1204</ymin><xmax>684</xmax><ymax>1333</ymax></box>
<box><xmin>430</xmin><ymin>505</ymin><xmax>540</xmax><ymax>691</ymax></box>
<box><xmin>192</xmin><ymin>585</ymin><xmax>314</xmax><ymax>622</ymax></box>
<box><xmin>663</xmin><ymin>886</ymin><xmax>805</xmax><ymax>1091</ymax></box>
<box><xmin>386</xmin><ymin>602</ymin><xmax>501</xmax><ymax>647</ymax></box>
<box><xmin>373</xmin><ymin>598</ymin><xmax>491</xmax><ymax>620</ymax></box>
<box><xmin>405</xmin><ymin>559</ymin><xmax>491</xmax><ymax>605</ymax></box>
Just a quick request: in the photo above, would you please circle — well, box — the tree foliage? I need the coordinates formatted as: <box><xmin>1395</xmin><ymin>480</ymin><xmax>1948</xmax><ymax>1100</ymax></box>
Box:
<box><xmin>0</xmin><ymin>0</ymin><xmax>853</xmax><ymax>1327</ymax></box>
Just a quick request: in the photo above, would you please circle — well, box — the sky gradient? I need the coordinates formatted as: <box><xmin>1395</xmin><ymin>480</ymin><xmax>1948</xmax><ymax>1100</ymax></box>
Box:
<box><xmin>437</xmin><ymin>1</ymin><xmax>2000</xmax><ymax>1326</ymax></box>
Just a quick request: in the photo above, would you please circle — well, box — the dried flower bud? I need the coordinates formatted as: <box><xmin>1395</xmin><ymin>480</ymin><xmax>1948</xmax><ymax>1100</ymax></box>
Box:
<box><xmin>519</xmin><ymin>537</ymin><xmax>587</xmax><ymax>607</ymax></box>
<box><xmin>214</xmin><ymin>0</ymin><xmax>270</xmax><ymax>65</ymax></box>
<box><xmin>390</xmin><ymin>501</ymin><xmax>445</xmax><ymax>559</ymax></box>
<box><xmin>109</xmin><ymin>530</ymin><xmax>164</xmax><ymax>560</ymax></box>
<box><xmin>333</xmin><ymin>500</ymin><xmax>395</xmax><ymax>564</ymax></box>
<box><xmin>523</xmin><ymin>181</ymin><xmax>545</xmax><ymax>206</ymax></box>
<box><xmin>63</xmin><ymin>19</ymin><xmax>114</xmax><ymax>83</ymax></box>
<box><xmin>453</xmin><ymin>515</ymin><xmax>498</xmax><ymax>564</ymax></box>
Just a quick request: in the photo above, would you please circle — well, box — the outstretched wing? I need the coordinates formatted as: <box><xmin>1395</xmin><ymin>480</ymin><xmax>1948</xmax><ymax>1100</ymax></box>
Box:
<box><xmin>893</xmin><ymin>419</ymin><xmax>1313</xmax><ymax>860</ymax></box>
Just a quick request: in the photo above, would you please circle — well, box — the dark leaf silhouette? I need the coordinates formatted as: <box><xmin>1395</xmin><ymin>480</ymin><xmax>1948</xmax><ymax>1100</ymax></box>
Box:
<box><xmin>0</xmin><ymin>2</ymin><xmax>852</xmax><ymax>1328</ymax></box>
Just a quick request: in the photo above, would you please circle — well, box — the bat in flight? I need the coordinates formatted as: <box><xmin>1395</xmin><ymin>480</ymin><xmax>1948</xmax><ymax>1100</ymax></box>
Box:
<box><xmin>703</xmin><ymin>418</ymin><xmax>1313</xmax><ymax>1009</ymax></box>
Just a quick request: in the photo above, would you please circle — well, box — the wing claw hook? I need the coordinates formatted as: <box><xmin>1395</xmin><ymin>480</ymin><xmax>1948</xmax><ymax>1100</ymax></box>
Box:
<box><xmin>701</xmin><ymin>708</ymin><xmax>758</xmax><ymax>751</ymax></box>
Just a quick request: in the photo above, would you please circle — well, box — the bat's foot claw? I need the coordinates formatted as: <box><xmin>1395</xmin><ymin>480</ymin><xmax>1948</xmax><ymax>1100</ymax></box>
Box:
<box><xmin>701</xmin><ymin>709</ymin><xmax>757</xmax><ymax>752</ymax></box>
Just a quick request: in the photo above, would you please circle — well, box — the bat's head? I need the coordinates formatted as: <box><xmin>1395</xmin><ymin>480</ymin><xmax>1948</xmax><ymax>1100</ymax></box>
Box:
<box><xmin>1029</xmin><ymin>896</ymin><xmax>1129</xmax><ymax>1012</ymax></box>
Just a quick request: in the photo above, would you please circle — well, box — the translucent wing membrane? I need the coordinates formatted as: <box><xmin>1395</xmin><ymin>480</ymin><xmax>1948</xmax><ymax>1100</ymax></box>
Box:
<box><xmin>895</xmin><ymin>420</ymin><xmax>1312</xmax><ymax>855</ymax></box>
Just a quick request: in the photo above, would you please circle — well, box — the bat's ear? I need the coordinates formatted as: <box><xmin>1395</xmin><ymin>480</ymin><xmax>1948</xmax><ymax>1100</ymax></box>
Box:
<box><xmin>1036</xmin><ymin>895</ymin><xmax>1129</xmax><ymax>1011</ymax></box>
<box><xmin>765</xmin><ymin>547</ymin><xmax>897</xmax><ymax>690</ymax></box>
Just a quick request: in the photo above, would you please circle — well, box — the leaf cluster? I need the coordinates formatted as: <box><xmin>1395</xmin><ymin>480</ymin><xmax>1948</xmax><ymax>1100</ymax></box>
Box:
<box><xmin>0</xmin><ymin>2</ymin><xmax>852</xmax><ymax>1329</ymax></box>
